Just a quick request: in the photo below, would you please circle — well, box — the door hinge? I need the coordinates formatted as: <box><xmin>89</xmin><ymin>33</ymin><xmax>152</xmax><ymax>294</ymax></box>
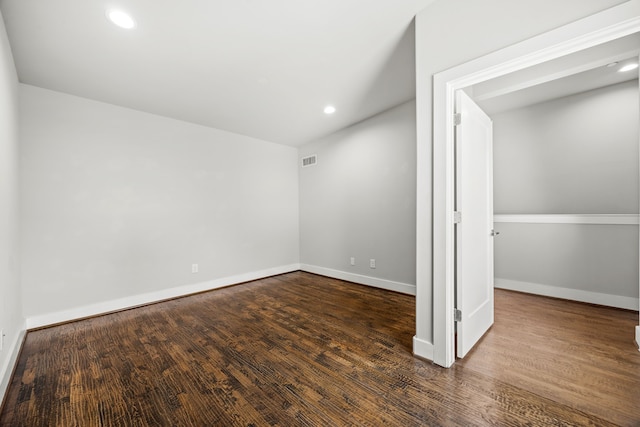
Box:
<box><xmin>454</xmin><ymin>211</ymin><xmax>462</xmax><ymax>224</ymax></box>
<box><xmin>454</xmin><ymin>309</ymin><xmax>462</xmax><ymax>322</ymax></box>
<box><xmin>454</xmin><ymin>113</ymin><xmax>462</xmax><ymax>126</ymax></box>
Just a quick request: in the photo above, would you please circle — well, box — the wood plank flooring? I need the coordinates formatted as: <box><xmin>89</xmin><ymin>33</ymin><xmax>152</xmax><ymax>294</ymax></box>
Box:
<box><xmin>1</xmin><ymin>271</ymin><xmax>639</xmax><ymax>426</ymax></box>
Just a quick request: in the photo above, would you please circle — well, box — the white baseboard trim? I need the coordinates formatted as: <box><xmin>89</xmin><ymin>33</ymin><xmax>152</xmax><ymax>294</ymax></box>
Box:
<box><xmin>413</xmin><ymin>336</ymin><xmax>434</xmax><ymax>361</ymax></box>
<box><xmin>636</xmin><ymin>326</ymin><xmax>640</xmax><ymax>351</ymax></box>
<box><xmin>300</xmin><ymin>264</ymin><xmax>416</xmax><ymax>295</ymax></box>
<box><xmin>26</xmin><ymin>264</ymin><xmax>302</xmax><ymax>330</ymax></box>
<box><xmin>495</xmin><ymin>278</ymin><xmax>639</xmax><ymax>311</ymax></box>
<box><xmin>1</xmin><ymin>324</ymin><xmax>26</xmax><ymax>408</ymax></box>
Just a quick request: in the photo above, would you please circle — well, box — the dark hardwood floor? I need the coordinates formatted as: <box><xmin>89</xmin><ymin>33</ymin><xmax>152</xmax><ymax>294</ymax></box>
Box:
<box><xmin>1</xmin><ymin>271</ymin><xmax>639</xmax><ymax>426</ymax></box>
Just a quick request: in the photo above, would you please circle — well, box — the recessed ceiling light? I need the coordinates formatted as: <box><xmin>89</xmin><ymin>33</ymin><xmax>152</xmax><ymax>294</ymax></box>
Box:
<box><xmin>324</xmin><ymin>105</ymin><xmax>336</xmax><ymax>115</ymax></box>
<box><xmin>619</xmin><ymin>63</ymin><xmax>638</xmax><ymax>72</ymax></box>
<box><xmin>107</xmin><ymin>10</ymin><xmax>136</xmax><ymax>29</ymax></box>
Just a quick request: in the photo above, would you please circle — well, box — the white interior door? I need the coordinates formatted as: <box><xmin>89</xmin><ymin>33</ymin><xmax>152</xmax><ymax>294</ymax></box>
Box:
<box><xmin>455</xmin><ymin>90</ymin><xmax>494</xmax><ymax>359</ymax></box>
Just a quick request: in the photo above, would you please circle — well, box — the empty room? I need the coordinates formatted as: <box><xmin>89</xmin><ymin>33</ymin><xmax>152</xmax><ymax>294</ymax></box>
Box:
<box><xmin>1</xmin><ymin>1</ymin><xmax>639</xmax><ymax>426</ymax></box>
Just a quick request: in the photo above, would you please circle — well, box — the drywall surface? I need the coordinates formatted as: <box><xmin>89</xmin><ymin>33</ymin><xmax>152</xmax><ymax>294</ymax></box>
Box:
<box><xmin>415</xmin><ymin>0</ymin><xmax>629</xmax><ymax>345</ymax></box>
<box><xmin>299</xmin><ymin>101</ymin><xmax>416</xmax><ymax>287</ymax></box>
<box><xmin>494</xmin><ymin>80</ymin><xmax>639</xmax><ymax>214</ymax></box>
<box><xmin>0</xmin><ymin>9</ymin><xmax>23</xmax><ymax>401</ymax></box>
<box><xmin>492</xmin><ymin>81</ymin><xmax>639</xmax><ymax>304</ymax></box>
<box><xmin>19</xmin><ymin>84</ymin><xmax>300</xmax><ymax>319</ymax></box>
<box><xmin>495</xmin><ymin>222</ymin><xmax>639</xmax><ymax>299</ymax></box>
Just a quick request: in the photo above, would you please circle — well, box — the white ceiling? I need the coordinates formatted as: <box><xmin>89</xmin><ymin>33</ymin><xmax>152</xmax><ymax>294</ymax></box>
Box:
<box><xmin>472</xmin><ymin>32</ymin><xmax>640</xmax><ymax>115</ymax></box>
<box><xmin>0</xmin><ymin>0</ymin><xmax>433</xmax><ymax>146</ymax></box>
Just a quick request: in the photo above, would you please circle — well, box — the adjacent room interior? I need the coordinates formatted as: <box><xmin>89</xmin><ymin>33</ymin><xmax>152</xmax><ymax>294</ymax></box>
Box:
<box><xmin>470</xmin><ymin>33</ymin><xmax>640</xmax><ymax>313</ymax></box>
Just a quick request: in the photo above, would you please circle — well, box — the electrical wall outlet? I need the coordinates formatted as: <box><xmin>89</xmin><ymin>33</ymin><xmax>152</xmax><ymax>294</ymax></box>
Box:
<box><xmin>191</xmin><ymin>264</ymin><xmax>199</xmax><ymax>273</ymax></box>
<box><xmin>370</xmin><ymin>259</ymin><xmax>376</xmax><ymax>269</ymax></box>
<box><xmin>350</xmin><ymin>257</ymin><xmax>355</xmax><ymax>266</ymax></box>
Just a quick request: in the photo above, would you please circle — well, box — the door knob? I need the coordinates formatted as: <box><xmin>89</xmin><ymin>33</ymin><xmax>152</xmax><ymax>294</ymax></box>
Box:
<box><xmin>491</xmin><ymin>229</ymin><xmax>500</xmax><ymax>237</ymax></box>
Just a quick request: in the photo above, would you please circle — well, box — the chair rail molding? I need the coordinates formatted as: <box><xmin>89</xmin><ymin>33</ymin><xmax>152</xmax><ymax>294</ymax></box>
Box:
<box><xmin>494</xmin><ymin>214</ymin><xmax>640</xmax><ymax>225</ymax></box>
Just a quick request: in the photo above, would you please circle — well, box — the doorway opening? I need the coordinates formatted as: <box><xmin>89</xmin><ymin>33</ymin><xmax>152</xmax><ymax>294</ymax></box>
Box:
<box><xmin>432</xmin><ymin>1</ymin><xmax>640</xmax><ymax>368</ymax></box>
<box><xmin>456</xmin><ymin>53</ymin><xmax>639</xmax><ymax>358</ymax></box>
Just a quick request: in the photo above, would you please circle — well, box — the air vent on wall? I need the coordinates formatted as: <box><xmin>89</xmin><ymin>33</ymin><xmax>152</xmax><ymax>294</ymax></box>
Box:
<box><xmin>301</xmin><ymin>155</ymin><xmax>317</xmax><ymax>168</ymax></box>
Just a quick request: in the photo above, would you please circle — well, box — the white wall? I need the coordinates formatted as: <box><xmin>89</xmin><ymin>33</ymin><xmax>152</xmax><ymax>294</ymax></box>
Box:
<box><xmin>299</xmin><ymin>101</ymin><xmax>416</xmax><ymax>294</ymax></box>
<box><xmin>494</xmin><ymin>80</ymin><xmax>639</xmax><ymax>215</ymax></box>
<box><xmin>19</xmin><ymin>85</ymin><xmax>300</xmax><ymax>323</ymax></box>
<box><xmin>493</xmin><ymin>81</ymin><xmax>639</xmax><ymax>309</ymax></box>
<box><xmin>0</xmin><ymin>9</ymin><xmax>23</xmax><ymax>403</ymax></box>
<box><xmin>414</xmin><ymin>0</ymin><xmax>629</xmax><ymax>351</ymax></box>
<box><xmin>496</xmin><ymin>222</ymin><xmax>638</xmax><ymax>304</ymax></box>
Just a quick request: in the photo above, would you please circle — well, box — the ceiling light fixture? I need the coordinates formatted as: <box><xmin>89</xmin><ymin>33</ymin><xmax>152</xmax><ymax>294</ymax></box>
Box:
<box><xmin>107</xmin><ymin>9</ymin><xmax>136</xmax><ymax>29</ymax></box>
<box><xmin>619</xmin><ymin>63</ymin><xmax>638</xmax><ymax>72</ymax></box>
<box><xmin>324</xmin><ymin>105</ymin><xmax>336</xmax><ymax>115</ymax></box>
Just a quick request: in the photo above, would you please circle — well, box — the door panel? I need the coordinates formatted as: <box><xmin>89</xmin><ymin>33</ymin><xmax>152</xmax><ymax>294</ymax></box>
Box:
<box><xmin>455</xmin><ymin>90</ymin><xmax>494</xmax><ymax>359</ymax></box>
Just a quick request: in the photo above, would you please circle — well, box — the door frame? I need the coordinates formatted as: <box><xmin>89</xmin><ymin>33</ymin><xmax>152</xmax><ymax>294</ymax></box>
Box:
<box><xmin>432</xmin><ymin>0</ymin><xmax>640</xmax><ymax>368</ymax></box>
